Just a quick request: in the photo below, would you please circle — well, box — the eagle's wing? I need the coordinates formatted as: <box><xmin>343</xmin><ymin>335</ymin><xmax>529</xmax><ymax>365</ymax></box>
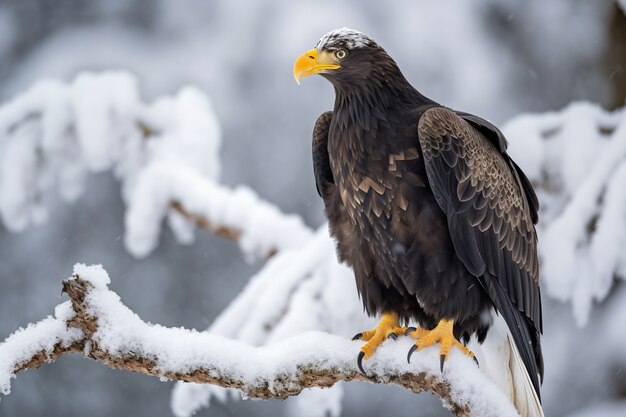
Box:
<box><xmin>312</xmin><ymin>111</ymin><xmax>334</xmax><ymax>197</ymax></box>
<box><xmin>455</xmin><ymin>110</ymin><xmax>540</xmax><ymax>224</ymax></box>
<box><xmin>417</xmin><ymin>107</ymin><xmax>543</xmax><ymax>397</ymax></box>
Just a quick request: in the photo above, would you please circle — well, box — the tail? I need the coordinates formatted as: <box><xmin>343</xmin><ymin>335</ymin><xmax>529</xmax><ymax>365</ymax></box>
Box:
<box><xmin>507</xmin><ymin>332</ymin><xmax>544</xmax><ymax>417</ymax></box>
<box><xmin>473</xmin><ymin>313</ymin><xmax>544</xmax><ymax>417</ymax></box>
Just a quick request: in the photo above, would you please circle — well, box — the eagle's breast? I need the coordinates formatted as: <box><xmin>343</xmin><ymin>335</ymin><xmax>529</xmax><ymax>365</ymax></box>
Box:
<box><xmin>328</xmin><ymin>123</ymin><xmax>424</xmax><ymax>243</ymax></box>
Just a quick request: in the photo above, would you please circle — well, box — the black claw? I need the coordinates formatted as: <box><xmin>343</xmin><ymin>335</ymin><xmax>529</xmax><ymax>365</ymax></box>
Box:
<box><xmin>407</xmin><ymin>344</ymin><xmax>417</xmax><ymax>364</ymax></box>
<box><xmin>473</xmin><ymin>356</ymin><xmax>479</xmax><ymax>367</ymax></box>
<box><xmin>405</xmin><ymin>327</ymin><xmax>416</xmax><ymax>336</ymax></box>
<box><xmin>357</xmin><ymin>351</ymin><xmax>366</xmax><ymax>374</ymax></box>
<box><xmin>388</xmin><ymin>333</ymin><xmax>397</xmax><ymax>340</ymax></box>
<box><xmin>440</xmin><ymin>354</ymin><xmax>446</xmax><ymax>372</ymax></box>
<box><xmin>352</xmin><ymin>332</ymin><xmax>363</xmax><ymax>341</ymax></box>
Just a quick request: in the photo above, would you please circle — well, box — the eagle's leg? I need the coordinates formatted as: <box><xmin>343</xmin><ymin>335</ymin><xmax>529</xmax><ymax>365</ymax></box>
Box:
<box><xmin>352</xmin><ymin>312</ymin><xmax>407</xmax><ymax>373</ymax></box>
<box><xmin>406</xmin><ymin>319</ymin><xmax>478</xmax><ymax>371</ymax></box>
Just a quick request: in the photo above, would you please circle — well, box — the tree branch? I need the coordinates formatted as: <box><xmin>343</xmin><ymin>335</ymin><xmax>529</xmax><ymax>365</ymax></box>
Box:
<box><xmin>0</xmin><ymin>265</ymin><xmax>518</xmax><ymax>417</ymax></box>
<box><xmin>168</xmin><ymin>201</ymin><xmax>277</xmax><ymax>258</ymax></box>
<box><xmin>124</xmin><ymin>163</ymin><xmax>313</xmax><ymax>259</ymax></box>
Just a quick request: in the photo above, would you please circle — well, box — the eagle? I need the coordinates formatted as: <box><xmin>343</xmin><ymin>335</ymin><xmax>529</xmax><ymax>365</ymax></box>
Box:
<box><xmin>294</xmin><ymin>29</ymin><xmax>543</xmax><ymax>417</ymax></box>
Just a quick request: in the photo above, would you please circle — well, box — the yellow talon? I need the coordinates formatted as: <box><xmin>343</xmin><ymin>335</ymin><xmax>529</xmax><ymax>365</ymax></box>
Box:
<box><xmin>406</xmin><ymin>319</ymin><xmax>477</xmax><ymax>371</ymax></box>
<box><xmin>353</xmin><ymin>312</ymin><xmax>407</xmax><ymax>373</ymax></box>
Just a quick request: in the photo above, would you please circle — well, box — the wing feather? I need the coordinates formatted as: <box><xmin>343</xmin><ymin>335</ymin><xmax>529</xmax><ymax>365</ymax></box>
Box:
<box><xmin>312</xmin><ymin>111</ymin><xmax>334</xmax><ymax>197</ymax></box>
<box><xmin>418</xmin><ymin>107</ymin><xmax>543</xmax><ymax>399</ymax></box>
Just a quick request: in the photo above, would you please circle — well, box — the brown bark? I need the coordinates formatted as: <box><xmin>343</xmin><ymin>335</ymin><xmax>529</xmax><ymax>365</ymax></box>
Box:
<box><xmin>169</xmin><ymin>201</ymin><xmax>277</xmax><ymax>258</ymax></box>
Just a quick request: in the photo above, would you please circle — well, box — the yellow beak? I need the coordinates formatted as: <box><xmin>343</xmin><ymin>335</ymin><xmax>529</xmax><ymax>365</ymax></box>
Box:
<box><xmin>293</xmin><ymin>48</ymin><xmax>340</xmax><ymax>85</ymax></box>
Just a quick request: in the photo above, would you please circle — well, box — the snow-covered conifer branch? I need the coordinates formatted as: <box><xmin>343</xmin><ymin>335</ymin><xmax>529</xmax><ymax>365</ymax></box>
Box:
<box><xmin>0</xmin><ymin>264</ymin><xmax>519</xmax><ymax>417</ymax></box>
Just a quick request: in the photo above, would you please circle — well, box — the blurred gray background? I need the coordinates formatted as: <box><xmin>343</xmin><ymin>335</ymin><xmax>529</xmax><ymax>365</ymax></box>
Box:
<box><xmin>0</xmin><ymin>1</ymin><xmax>624</xmax><ymax>416</ymax></box>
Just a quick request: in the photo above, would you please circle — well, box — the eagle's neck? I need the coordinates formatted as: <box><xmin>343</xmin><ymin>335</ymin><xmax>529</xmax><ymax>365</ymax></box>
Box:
<box><xmin>332</xmin><ymin>71</ymin><xmax>433</xmax><ymax>132</ymax></box>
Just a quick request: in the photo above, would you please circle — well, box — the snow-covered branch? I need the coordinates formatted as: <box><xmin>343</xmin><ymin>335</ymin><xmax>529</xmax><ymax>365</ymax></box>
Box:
<box><xmin>0</xmin><ymin>72</ymin><xmax>312</xmax><ymax>260</ymax></box>
<box><xmin>504</xmin><ymin>102</ymin><xmax>626</xmax><ymax>325</ymax></box>
<box><xmin>0</xmin><ymin>302</ymin><xmax>84</xmax><ymax>382</ymax></box>
<box><xmin>0</xmin><ymin>264</ymin><xmax>519</xmax><ymax>417</ymax></box>
<box><xmin>125</xmin><ymin>162</ymin><xmax>313</xmax><ymax>259</ymax></box>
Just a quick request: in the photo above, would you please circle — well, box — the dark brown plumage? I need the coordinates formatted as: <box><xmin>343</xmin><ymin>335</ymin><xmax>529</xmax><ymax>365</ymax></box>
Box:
<box><xmin>298</xmin><ymin>28</ymin><xmax>543</xmax><ymax>403</ymax></box>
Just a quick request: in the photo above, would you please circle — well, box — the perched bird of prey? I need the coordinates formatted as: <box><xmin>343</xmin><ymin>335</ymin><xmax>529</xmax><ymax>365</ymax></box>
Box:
<box><xmin>294</xmin><ymin>29</ymin><xmax>543</xmax><ymax>417</ymax></box>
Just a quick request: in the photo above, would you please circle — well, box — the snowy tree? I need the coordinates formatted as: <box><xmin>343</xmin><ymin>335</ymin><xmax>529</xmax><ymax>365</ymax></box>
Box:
<box><xmin>0</xmin><ymin>71</ymin><xmax>625</xmax><ymax>417</ymax></box>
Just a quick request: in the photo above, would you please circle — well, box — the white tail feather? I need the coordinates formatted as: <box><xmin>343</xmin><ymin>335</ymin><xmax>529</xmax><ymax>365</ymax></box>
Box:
<box><xmin>472</xmin><ymin>312</ymin><xmax>544</xmax><ymax>417</ymax></box>
<box><xmin>507</xmin><ymin>333</ymin><xmax>544</xmax><ymax>417</ymax></box>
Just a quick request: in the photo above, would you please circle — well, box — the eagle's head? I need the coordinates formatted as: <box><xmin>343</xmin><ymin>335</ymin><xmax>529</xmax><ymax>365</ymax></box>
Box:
<box><xmin>293</xmin><ymin>28</ymin><xmax>397</xmax><ymax>88</ymax></box>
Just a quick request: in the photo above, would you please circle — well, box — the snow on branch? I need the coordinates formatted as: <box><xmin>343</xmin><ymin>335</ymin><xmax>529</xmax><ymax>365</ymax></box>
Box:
<box><xmin>0</xmin><ymin>302</ymin><xmax>84</xmax><ymax>391</ymax></box>
<box><xmin>504</xmin><ymin>102</ymin><xmax>626</xmax><ymax>325</ymax></box>
<box><xmin>169</xmin><ymin>226</ymin><xmax>363</xmax><ymax>416</ymax></box>
<box><xmin>0</xmin><ymin>72</ymin><xmax>312</xmax><ymax>260</ymax></box>
<box><xmin>0</xmin><ymin>265</ymin><xmax>518</xmax><ymax>417</ymax></box>
<box><xmin>125</xmin><ymin>162</ymin><xmax>313</xmax><ymax>258</ymax></box>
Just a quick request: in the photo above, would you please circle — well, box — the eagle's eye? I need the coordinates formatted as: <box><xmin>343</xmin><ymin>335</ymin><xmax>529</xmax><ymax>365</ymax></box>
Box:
<box><xmin>335</xmin><ymin>49</ymin><xmax>347</xmax><ymax>59</ymax></box>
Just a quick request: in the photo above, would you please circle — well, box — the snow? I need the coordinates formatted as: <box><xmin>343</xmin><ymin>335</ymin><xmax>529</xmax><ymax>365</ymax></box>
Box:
<box><xmin>0</xmin><ymin>262</ymin><xmax>521</xmax><ymax>416</ymax></box>
<box><xmin>36</xmin><ymin>264</ymin><xmax>517</xmax><ymax>417</ymax></box>
<box><xmin>0</xmin><ymin>73</ymin><xmax>150</xmax><ymax>226</ymax></box>
<box><xmin>139</xmin><ymin>86</ymin><xmax>221</xmax><ymax>182</ymax></box>
<box><xmin>0</xmin><ymin>301</ymin><xmax>82</xmax><ymax>397</ymax></box>
<box><xmin>124</xmin><ymin>163</ymin><xmax>313</xmax><ymax>258</ymax></box>
<box><xmin>171</xmin><ymin>226</ymin><xmax>360</xmax><ymax>416</ymax></box>
<box><xmin>0</xmin><ymin>71</ymin><xmax>312</xmax><ymax>261</ymax></box>
<box><xmin>73</xmin><ymin>263</ymin><xmax>111</xmax><ymax>289</ymax></box>
<box><xmin>72</xmin><ymin>73</ymin><xmax>141</xmax><ymax>172</ymax></box>
<box><xmin>504</xmin><ymin>102</ymin><xmax>626</xmax><ymax>325</ymax></box>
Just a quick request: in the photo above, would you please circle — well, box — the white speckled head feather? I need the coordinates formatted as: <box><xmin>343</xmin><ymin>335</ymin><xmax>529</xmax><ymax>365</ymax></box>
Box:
<box><xmin>316</xmin><ymin>28</ymin><xmax>374</xmax><ymax>51</ymax></box>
